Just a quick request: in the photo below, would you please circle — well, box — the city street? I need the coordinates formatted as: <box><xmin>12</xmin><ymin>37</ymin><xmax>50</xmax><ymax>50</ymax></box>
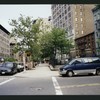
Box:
<box><xmin>0</xmin><ymin>63</ymin><xmax>100</xmax><ymax>95</ymax></box>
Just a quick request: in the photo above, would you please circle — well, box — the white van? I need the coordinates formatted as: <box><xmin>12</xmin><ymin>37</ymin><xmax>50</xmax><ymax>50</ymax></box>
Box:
<box><xmin>17</xmin><ymin>62</ymin><xmax>24</xmax><ymax>72</ymax></box>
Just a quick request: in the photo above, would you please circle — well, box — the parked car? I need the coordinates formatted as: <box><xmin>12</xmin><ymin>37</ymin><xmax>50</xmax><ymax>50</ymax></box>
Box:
<box><xmin>0</xmin><ymin>62</ymin><xmax>17</xmax><ymax>75</ymax></box>
<box><xmin>59</xmin><ymin>57</ymin><xmax>100</xmax><ymax>77</ymax></box>
<box><xmin>17</xmin><ymin>62</ymin><xmax>24</xmax><ymax>72</ymax></box>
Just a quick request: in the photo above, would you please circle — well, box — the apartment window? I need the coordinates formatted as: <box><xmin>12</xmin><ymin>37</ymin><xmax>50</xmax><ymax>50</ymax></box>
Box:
<box><xmin>80</xmin><ymin>5</ymin><xmax>82</xmax><ymax>9</ymax></box>
<box><xmin>64</xmin><ymin>4</ymin><xmax>66</xmax><ymax>8</ymax></box>
<box><xmin>62</xmin><ymin>12</ymin><xmax>64</xmax><ymax>16</ymax></box>
<box><xmin>76</xmin><ymin>31</ymin><xmax>79</xmax><ymax>34</ymax></box>
<box><xmin>68</xmin><ymin>6</ymin><xmax>70</xmax><ymax>11</ymax></box>
<box><xmin>60</xmin><ymin>20</ymin><xmax>62</xmax><ymax>24</ymax></box>
<box><xmin>68</xmin><ymin>12</ymin><xmax>71</xmax><ymax>18</ymax></box>
<box><xmin>80</xmin><ymin>12</ymin><xmax>82</xmax><ymax>15</ymax></box>
<box><xmin>75</xmin><ymin>18</ymin><xmax>78</xmax><ymax>21</ymax></box>
<box><xmin>59</xmin><ymin>15</ymin><xmax>61</xmax><ymax>18</ymax></box>
<box><xmin>63</xmin><ymin>23</ymin><xmax>65</xmax><ymax>27</ymax></box>
<box><xmin>75</xmin><ymin>12</ymin><xmax>77</xmax><ymax>15</ymax></box>
<box><xmin>65</xmin><ymin>16</ymin><xmax>67</xmax><ymax>20</ymax></box>
<box><xmin>65</xmin><ymin>10</ymin><xmax>67</xmax><ymax>14</ymax></box>
<box><xmin>82</xmin><ymin>30</ymin><xmax>83</xmax><ymax>34</ymax></box>
<box><xmin>81</xmin><ymin>18</ymin><xmax>83</xmax><ymax>21</ymax></box>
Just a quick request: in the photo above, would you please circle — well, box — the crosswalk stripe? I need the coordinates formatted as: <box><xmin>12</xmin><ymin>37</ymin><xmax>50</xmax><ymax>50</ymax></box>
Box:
<box><xmin>52</xmin><ymin>77</ymin><xmax>63</xmax><ymax>95</ymax></box>
<box><xmin>0</xmin><ymin>78</ymin><xmax>15</xmax><ymax>86</ymax></box>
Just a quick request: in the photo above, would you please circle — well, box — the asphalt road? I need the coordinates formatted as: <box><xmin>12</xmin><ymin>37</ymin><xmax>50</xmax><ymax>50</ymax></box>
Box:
<box><xmin>0</xmin><ymin>63</ymin><xmax>100</xmax><ymax>95</ymax></box>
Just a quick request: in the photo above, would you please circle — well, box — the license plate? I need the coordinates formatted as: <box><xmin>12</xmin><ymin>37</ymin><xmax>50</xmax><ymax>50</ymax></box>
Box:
<box><xmin>1</xmin><ymin>72</ymin><xmax>5</xmax><ymax>74</ymax></box>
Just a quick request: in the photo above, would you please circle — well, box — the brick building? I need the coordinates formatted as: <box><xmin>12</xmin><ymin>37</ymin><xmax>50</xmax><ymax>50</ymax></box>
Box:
<box><xmin>51</xmin><ymin>4</ymin><xmax>95</xmax><ymax>58</ymax></box>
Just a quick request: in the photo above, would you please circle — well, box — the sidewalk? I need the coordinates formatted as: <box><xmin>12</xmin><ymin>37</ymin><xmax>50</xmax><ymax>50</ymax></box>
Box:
<box><xmin>14</xmin><ymin>63</ymin><xmax>58</xmax><ymax>78</ymax></box>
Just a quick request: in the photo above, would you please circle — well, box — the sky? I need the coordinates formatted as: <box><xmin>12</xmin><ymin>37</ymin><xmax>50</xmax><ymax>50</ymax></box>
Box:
<box><xmin>0</xmin><ymin>4</ymin><xmax>51</xmax><ymax>32</ymax></box>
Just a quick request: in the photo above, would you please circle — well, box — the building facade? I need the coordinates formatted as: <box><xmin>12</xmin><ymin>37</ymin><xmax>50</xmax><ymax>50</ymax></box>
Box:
<box><xmin>75</xmin><ymin>32</ymin><xmax>96</xmax><ymax>57</ymax></box>
<box><xmin>51</xmin><ymin>4</ymin><xmax>95</xmax><ymax>57</ymax></box>
<box><xmin>0</xmin><ymin>24</ymin><xmax>10</xmax><ymax>58</ymax></box>
<box><xmin>39</xmin><ymin>16</ymin><xmax>53</xmax><ymax>34</ymax></box>
<box><xmin>92</xmin><ymin>6</ymin><xmax>100</xmax><ymax>56</ymax></box>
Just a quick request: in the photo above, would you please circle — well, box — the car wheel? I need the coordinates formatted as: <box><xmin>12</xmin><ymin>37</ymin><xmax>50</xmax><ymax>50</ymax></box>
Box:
<box><xmin>96</xmin><ymin>69</ymin><xmax>100</xmax><ymax>75</ymax></box>
<box><xmin>67</xmin><ymin>70</ymin><xmax>74</xmax><ymax>77</ymax></box>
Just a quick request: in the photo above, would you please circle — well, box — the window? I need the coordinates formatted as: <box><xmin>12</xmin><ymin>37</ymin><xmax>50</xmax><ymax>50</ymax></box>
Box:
<box><xmin>80</xmin><ymin>5</ymin><xmax>82</xmax><ymax>9</ymax></box>
<box><xmin>5</xmin><ymin>63</ymin><xmax>13</xmax><ymax>68</ymax></box>
<box><xmin>82</xmin><ymin>30</ymin><xmax>83</xmax><ymax>34</ymax></box>
<box><xmin>83</xmin><ymin>58</ymin><xmax>93</xmax><ymax>63</ymax></box>
<box><xmin>68</xmin><ymin>6</ymin><xmax>70</xmax><ymax>11</ymax></box>
<box><xmin>65</xmin><ymin>16</ymin><xmax>67</xmax><ymax>20</ymax></box>
<box><xmin>76</xmin><ymin>31</ymin><xmax>79</xmax><ymax>34</ymax></box>
<box><xmin>68</xmin><ymin>12</ymin><xmax>71</xmax><ymax>17</ymax></box>
<box><xmin>65</xmin><ymin>10</ymin><xmax>67</xmax><ymax>14</ymax></box>
<box><xmin>75</xmin><ymin>12</ymin><xmax>77</xmax><ymax>15</ymax></box>
<box><xmin>69</xmin><ymin>59</ymin><xmax>82</xmax><ymax>65</ymax></box>
<box><xmin>80</xmin><ymin>12</ymin><xmax>82</xmax><ymax>15</ymax></box>
<box><xmin>92</xmin><ymin>58</ymin><xmax>100</xmax><ymax>63</ymax></box>
<box><xmin>75</xmin><ymin>18</ymin><xmax>78</xmax><ymax>21</ymax></box>
<box><xmin>81</xmin><ymin>18</ymin><xmax>83</xmax><ymax>21</ymax></box>
<box><xmin>62</xmin><ymin>12</ymin><xmax>64</xmax><ymax>16</ymax></box>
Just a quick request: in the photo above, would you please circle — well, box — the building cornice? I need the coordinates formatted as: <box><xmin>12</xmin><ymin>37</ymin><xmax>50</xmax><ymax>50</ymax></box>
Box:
<box><xmin>0</xmin><ymin>24</ymin><xmax>10</xmax><ymax>35</ymax></box>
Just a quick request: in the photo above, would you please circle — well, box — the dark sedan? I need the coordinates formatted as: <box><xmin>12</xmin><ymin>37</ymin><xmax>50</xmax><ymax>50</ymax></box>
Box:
<box><xmin>0</xmin><ymin>62</ymin><xmax>17</xmax><ymax>75</ymax></box>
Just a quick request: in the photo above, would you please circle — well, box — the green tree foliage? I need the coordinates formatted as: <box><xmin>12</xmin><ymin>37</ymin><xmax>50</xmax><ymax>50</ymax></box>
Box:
<box><xmin>4</xmin><ymin>57</ymin><xmax>17</xmax><ymax>62</ymax></box>
<box><xmin>9</xmin><ymin>15</ymin><xmax>42</xmax><ymax>62</ymax></box>
<box><xmin>40</xmin><ymin>27</ymin><xmax>74</xmax><ymax>61</ymax></box>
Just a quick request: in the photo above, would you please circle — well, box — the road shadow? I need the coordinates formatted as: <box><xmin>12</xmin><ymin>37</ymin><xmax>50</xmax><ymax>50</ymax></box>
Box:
<box><xmin>58</xmin><ymin>74</ymin><xmax>98</xmax><ymax>78</ymax></box>
<box><xmin>0</xmin><ymin>73</ymin><xmax>17</xmax><ymax>76</ymax></box>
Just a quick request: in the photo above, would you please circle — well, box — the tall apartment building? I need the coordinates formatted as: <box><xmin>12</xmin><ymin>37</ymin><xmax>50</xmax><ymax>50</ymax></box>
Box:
<box><xmin>51</xmin><ymin>4</ymin><xmax>95</xmax><ymax>57</ymax></box>
<box><xmin>0</xmin><ymin>24</ymin><xmax>10</xmax><ymax>58</ymax></box>
<box><xmin>92</xmin><ymin>6</ymin><xmax>100</xmax><ymax>56</ymax></box>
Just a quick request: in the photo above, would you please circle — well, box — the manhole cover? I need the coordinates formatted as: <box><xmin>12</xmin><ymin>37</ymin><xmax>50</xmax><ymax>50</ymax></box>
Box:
<box><xmin>30</xmin><ymin>87</ymin><xmax>43</xmax><ymax>91</ymax></box>
<box><xmin>35</xmin><ymin>88</ymin><xmax>42</xmax><ymax>90</ymax></box>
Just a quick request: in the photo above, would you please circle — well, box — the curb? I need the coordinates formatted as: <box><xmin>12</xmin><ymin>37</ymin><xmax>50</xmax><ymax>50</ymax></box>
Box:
<box><xmin>48</xmin><ymin>65</ymin><xmax>57</xmax><ymax>71</ymax></box>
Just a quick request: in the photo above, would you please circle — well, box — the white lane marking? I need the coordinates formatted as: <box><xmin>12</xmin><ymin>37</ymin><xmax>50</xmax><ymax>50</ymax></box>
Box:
<box><xmin>52</xmin><ymin>77</ymin><xmax>63</xmax><ymax>95</ymax></box>
<box><xmin>0</xmin><ymin>78</ymin><xmax>15</xmax><ymax>86</ymax></box>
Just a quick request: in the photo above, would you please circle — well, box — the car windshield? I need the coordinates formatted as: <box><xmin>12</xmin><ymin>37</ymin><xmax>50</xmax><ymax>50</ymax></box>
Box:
<box><xmin>68</xmin><ymin>59</ymin><xmax>82</xmax><ymax>65</ymax></box>
<box><xmin>0</xmin><ymin>63</ymin><xmax>3</xmax><ymax>67</ymax></box>
<box><xmin>68</xmin><ymin>59</ymin><xmax>76</xmax><ymax>65</ymax></box>
<box><xmin>83</xmin><ymin>58</ymin><xmax>93</xmax><ymax>63</ymax></box>
<box><xmin>4</xmin><ymin>63</ymin><xmax>13</xmax><ymax>68</ymax></box>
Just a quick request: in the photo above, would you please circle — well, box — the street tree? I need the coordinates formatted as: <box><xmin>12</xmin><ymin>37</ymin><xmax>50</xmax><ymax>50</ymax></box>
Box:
<box><xmin>9</xmin><ymin>15</ymin><xmax>42</xmax><ymax>67</ymax></box>
<box><xmin>40</xmin><ymin>27</ymin><xmax>74</xmax><ymax>66</ymax></box>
